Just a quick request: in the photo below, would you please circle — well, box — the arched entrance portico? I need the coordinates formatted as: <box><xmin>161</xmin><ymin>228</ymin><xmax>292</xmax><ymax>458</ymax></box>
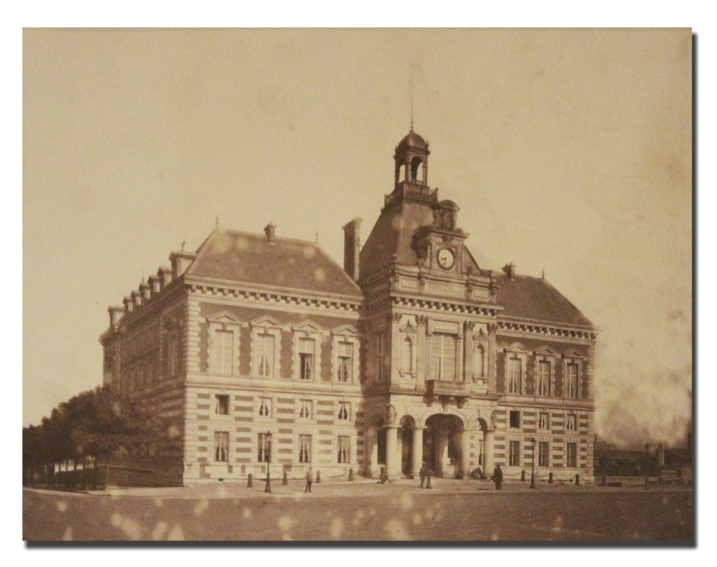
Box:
<box><xmin>424</xmin><ymin>414</ymin><xmax>465</xmax><ymax>477</ymax></box>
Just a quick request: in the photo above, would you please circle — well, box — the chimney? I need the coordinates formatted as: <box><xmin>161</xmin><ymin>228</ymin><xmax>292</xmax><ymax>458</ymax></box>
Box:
<box><xmin>131</xmin><ymin>289</ymin><xmax>142</xmax><ymax>310</ymax></box>
<box><xmin>169</xmin><ymin>251</ymin><xmax>197</xmax><ymax>279</ymax></box>
<box><xmin>342</xmin><ymin>217</ymin><xmax>362</xmax><ymax>281</ymax></box>
<box><xmin>158</xmin><ymin>266</ymin><xmax>172</xmax><ymax>289</ymax></box>
<box><xmin>264</xmin><ymin>222</ymin><xmax>276</xmax><ymax>243</ymax></box>
<box><xmin>108</xmin><ymin>306</ymin><xmax>124</xmax><ymax>327</ymax></box>
<box><xmin>123</xmin><ymin>296</ymin><xmax>133</xmax><ymax>314</ymax></box>
<box><xmin>502</xmin><ymin>262</ymin><xmax>516</xmax><ymax>280</ymax></box>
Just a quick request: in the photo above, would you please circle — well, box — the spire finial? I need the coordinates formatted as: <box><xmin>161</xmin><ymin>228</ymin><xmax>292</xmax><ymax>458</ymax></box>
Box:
<box><xmin>315</xmin><ymin>230</ymin><xmax>319</xmax><ymax>244</ymax></box>
<box><xmin>215</xmin><ymin>215</ymin><xmax>219</xmax><ymax>228</ymax></box>
<box><xmin>410</xmin><ymin>80</ymin><xmax>414</xmax><ymax>130</ymax></box>
<box><xmin>181</xmin><ymin>240</ymin><xmax>185</xmax><ymax>251</ymax></box>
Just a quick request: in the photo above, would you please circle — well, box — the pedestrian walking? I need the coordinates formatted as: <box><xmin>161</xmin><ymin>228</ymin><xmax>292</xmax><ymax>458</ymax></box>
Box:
<box><xmin>493</xmin><ymin>464</ymin><xmax>503</xmax><ymax>490</ymax></box>
<box><xmin>419</xmin><ymin>463</ymin><xmax>426</xmax><ymax>488</ymax></box>
<box><xmin>305</xmin><ymin>467</ymin><xmax>313</xmax><ymax>493</ymax></box>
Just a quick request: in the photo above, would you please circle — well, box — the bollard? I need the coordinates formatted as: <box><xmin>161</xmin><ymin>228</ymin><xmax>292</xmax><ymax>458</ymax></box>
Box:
<box><xmin>521</xmin><ymin>470</ymin><xmax>526</xmax><ymax>482</ymax></box>
<box><xmin>316</xmin><ymin>470</ymin><xmax>321</xmax><ymax>483</ymax></box>
<box><xmin>247</xmin><ymin>473</ymin><xmax>253</xmax><ymax>488</ymax></box>
<box><xmin>283</xmin><ymin>470</ymin><xmax>288</xmax><ymax>486</ymax></box>
<box><xmin>348</xmin><ymin>468</ymin><xmax>354</xmax><ymax>481</ymax></box>
<box><xmin>575</xmin><ymin>474</ymin><xmax>580</xmax><ymax>486</ymax></box>
<box><xmin>549</xmin><ymin>472</ymin><xmax>553</xmax><ymax>484</ymax></box>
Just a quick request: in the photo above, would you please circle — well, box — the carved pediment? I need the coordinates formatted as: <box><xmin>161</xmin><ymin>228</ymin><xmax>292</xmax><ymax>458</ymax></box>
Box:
<box><xmin>293</xmin><ymin>320</ymin><xmax>325</xmax><ymax>333</ymax></box>
<box><xmin>249</xmin><ymin>315</ymin><xmax>284</xmax><ymax>329</ymax></box>
<box><xmin>534</xmin><ymin>346</ymin><xmax>561</xmax><ymax>357</ymax></box>
<box><xmin>206</xmin><ymin>311</ymin><xmax>242</xmax><ymax>325</ymax></box>
<box><xmin>504</xmin><ymin>342</ymin><xmax>530</xmax><ymax>354</ymax></box>
<box><xmin>331</xmin><ymin>324</ymin><xmax>358</xmax><ymax>337</ymax></box>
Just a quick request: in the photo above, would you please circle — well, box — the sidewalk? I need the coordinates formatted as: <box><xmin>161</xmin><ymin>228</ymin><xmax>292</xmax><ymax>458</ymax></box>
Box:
<box><xmin>55</xmin><ymin>476</ymin><xmax>691</xmax><ymax>500</ymax></box>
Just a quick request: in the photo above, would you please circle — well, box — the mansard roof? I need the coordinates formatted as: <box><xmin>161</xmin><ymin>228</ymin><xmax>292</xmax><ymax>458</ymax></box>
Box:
<box><xmin>493</xmin><ymin>273</ymin><xmax>595</xmax><ymax>329</ymax></box>
<box><xmin>188</xmin><ymin>228</ymin><xmax>364</xmax><ymax>299</ymax></box>
<box><xmin>359</xmin><ymin>199</ymin><xmax>482</xmax><ymax>278</ymax></box>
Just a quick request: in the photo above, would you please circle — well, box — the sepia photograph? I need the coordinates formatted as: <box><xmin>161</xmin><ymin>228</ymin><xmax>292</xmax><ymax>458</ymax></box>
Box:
<box><xmin>22</xmin><ymin>26</ymin><xmax>693</xmax><ymax>544</ymax></box>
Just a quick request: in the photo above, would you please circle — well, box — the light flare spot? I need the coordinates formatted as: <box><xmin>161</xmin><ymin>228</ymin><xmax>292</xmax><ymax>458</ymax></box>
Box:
<box><xmin>168</xmin><ymin>525</ymin><xmax>185</xmax><ymax>541</ymax></box>
<box><xmin>329</xmin><ymin>517</ymin><xmax>345</xmax><ymax>539</ymax></box>
<box><xmin>662</xmin><ymin>495</ymin><xmax>670</xmax><ymax>505</ymax></box>
<box><xmin>282</xmin><ymin>534</ymin><xmax>293</xmax><ymax>541</ymax></box>
<box><xmin>111</xmin><ymin>513</ymin><xmax>123</xmax><ymax>527</ymax></box>
<box><xmin>302</xmin><ymin>246</ymin><xmax>316</xmax><ymax>259</ymax></box>
<box><xmin>214</xmin><ymin>234</ymin><xmax>231</xmax><ymax>254</ymax></box>
<box><xmin>399</xmin><ymin>492</ymin><xmax>414</xmax><ymax>511</ymax></box>
<box><xmin>491</xmin><ymin>532</ymin><xmax>499</xmax><ymax>541</ymax></box>
<box><xmin>167</xmin><ymin>424</ymin><xmax>181</xmax><ymax>439</ymax></box>
<box><xmin>193</xmin><ymin>498</ymin><xmax>209</xmax><ymax>516</ymax></box>
<box><xmin>154</xmin><ymin>498</ymin><xmax>164</xmax><ymax>508</ymax></box>
<box><xmin>235</xmin><ymin>236</ymin><xmax>250</xmax><ymax>251</ymax></box>
<box><xmin>633</xmin><ymin>531</ymin><xmax>640</xmax><ymax>539</ymax></box>
<box><xmin>217</xmin><ymin>486</ymin><xmax>228</xmax><ymax>498</ymax></box>
<box><xmin>62</xmin><ymin>526</ymin><xmax>73</xmax><ymax>541</ymax></box>
<box><xmin>412</xmin><ymin>513</ymin><xmax>423</xmax><ymax>525</ymax></box>
<box><xmin>551</xmin><ymin>516</ymin><xmax>563</xmax><ymax>533</ymax></box>
<box><xmin>119</xmin><ymin>517</ymin><xmax>143</xmax><ymax>540</ymax></box>
<box><xmin>384</xmin><ymin>519</ymin><xmax>411</xmax><ymax>541</ymax></box>
<box><xmin>56</xmin><ymin>500</ymin><xmax>68</xmax><ymax>513</ymax></box>
<box><xmin>152</xmin><ymin>521</ymin><xmax>169</xmax><ymax>540</ymax></box>
<box><xmin>314</xmin><ymin>268</ymin><xmax>326</xmax><ymax>282</ymax></box>
<box><xmin>278</xmin><ymin>515</ymin><xmax>294</xmax><ymax>531</ymax></box>
<box><xmin>242</xmin><ymin>507</ymin><xmax>252</xmax><ymax>519</ymax></box>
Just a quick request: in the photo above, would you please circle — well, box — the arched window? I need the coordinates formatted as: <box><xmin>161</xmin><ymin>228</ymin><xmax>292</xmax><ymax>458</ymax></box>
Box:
<box><xmin>401</xmin><ymin>336</ymin><xmax>413</xmax><ymax>373</ymax></box>
<box><xmin>474</xmin><ymin>344</ymin><xmax>485</xmax><ymax>378</ymax></box>
<box><xmin>410</xmin><ymin>156</ymin><xmax>423</xmax><ymax>182</ymax></box>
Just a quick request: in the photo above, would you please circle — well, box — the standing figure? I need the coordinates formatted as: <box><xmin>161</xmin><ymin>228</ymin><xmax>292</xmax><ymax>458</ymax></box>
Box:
<box><xmin>419</xmin><ymin>463</ymin><xmax>427</xmax><ymax>488</ymax></box>
<box><xmin>305</xmin><ymin>467</ymin><xmax>313</xmax><ymax>493</ymax></box>
<box><xmin>493</xmin><ymin>464</ymin><xmax>503</xmax><ymax>490</ymax></box>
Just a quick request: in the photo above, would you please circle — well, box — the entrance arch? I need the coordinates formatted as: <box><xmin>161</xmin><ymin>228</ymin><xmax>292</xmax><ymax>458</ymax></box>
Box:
<box><xmin>424</xmin><ymin>414</ymin><xmax>465</xmax><ymax>477</ymax></box>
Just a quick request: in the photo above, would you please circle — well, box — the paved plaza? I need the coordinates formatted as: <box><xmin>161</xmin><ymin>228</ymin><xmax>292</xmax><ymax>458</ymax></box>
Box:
<box><xmin>23</xmin><ymin>479</ymin><xmax>693</xmax><ymax>542</ymax></box>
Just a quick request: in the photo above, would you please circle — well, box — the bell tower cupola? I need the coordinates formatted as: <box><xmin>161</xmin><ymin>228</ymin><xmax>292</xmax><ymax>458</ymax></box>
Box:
<box><xmin>394</xmin><ymin>128</ymin><xmax>430</xmax><ymax>190</ymax></box>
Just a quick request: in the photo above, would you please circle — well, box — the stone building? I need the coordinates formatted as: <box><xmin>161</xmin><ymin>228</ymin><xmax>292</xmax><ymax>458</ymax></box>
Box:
<box><xmin>100</xmin><ymin>129</ymin><xmax>598</xmax><ymax>485</ymax></box>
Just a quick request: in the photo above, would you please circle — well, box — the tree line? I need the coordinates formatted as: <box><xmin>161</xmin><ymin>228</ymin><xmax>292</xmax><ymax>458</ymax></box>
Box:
<box><xmin>23</xmin><ymin>386</ymin><xmax>161</xmax><ymax>489</ymax></box>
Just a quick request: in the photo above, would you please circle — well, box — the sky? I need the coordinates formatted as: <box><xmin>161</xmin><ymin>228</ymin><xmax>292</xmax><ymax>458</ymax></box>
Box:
<box><xmin>23</xmin><ymin>28</ymin><xmax>692</xmax><ymax>448</ymax></box>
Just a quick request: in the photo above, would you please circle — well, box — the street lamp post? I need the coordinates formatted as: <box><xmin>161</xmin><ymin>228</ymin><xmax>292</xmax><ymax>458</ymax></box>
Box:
<box><xmin>264</xmin><ymin>431</ymin><xmax>272</xmax><ymax>494</ymax></box>
<box><xmin>530</xmin><ymin>437</ymin><xmax>536</xmax><ymax>489</ymax></box>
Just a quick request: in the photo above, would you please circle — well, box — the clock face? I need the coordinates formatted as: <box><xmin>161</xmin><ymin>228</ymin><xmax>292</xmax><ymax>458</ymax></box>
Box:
<box><xmin>437</xmin><ymin>248</ymin><xmax>455</xmax><ymax>269</ymax></box>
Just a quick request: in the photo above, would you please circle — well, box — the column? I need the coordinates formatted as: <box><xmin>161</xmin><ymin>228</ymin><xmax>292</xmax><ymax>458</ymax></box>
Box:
<box><xmin>484</xmin><ymin>430</ymin><xmax>495</xmax><ymax>474</ymax></box>
<box><xmin>461</xmin><ymin>430</ymin><xmax>472</xmax><ymax>476</ymax></box>
<box><xmin>385</xmin><ymin>425</ymin><xmax>399</xmax><ymax>477</ymax></box>
<box><xmin>438</xmin><ymin>429</ymin><xmax>450</xmax><ymax>476</ymax></box>
<box><xmin>411</xmin><ymin>427</ymin><xmax>424</xmax><ymax>476</ymax></box>
<box><xmin>367</xmin><ymin>427</ymin><xmax>378</xmax><ymax>475</ymax></box>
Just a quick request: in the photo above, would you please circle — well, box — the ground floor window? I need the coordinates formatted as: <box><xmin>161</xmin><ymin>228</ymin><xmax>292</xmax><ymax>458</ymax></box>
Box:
<box><xmin>338</xmin><ymin>436</ymin><xmax>350</xmax><ymax>464</ymax></box>
<box><xmin>258</xmin><ymin>433</ymin><xmax>271</xmax><ymax>463</ymax></box>
<box><xmin>566</xmin><ymin>442</ymin><xmax>577</xmax><ymax>468</ymax></box>
<box><xmin>214</xmin><ymin>431</ymin><xmax>229</xmax><ymax>462</ymax></box>
<box><xmin>299</xmin><ymin>434</ymin><xmax>311</xmax><ymax>463</ymax></box>
<box><xmin>538</xmin><ymin>442</ymin><xmax>549</xmax><ymax>467</ymax></box>
<box><xmin>509</xmin><ymin>440</ymin><xmax>520</xmax><ymax>466</ymax></box>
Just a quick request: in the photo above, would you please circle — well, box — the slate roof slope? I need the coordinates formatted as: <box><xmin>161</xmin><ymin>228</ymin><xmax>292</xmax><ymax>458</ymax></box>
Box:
<box><xmin>187</xmin><ymin>228</ymin><xmax>363</xmax><ymax>299</ymax></box>
<box><xmin>493</xmin><ymin>273</ymin><xmax>595</xmax><ymax>329</ymax></box>
<box><xmin>359</xmin><ymin>199</ymin><xmax>480</xmax><ymax>278</ymax></box>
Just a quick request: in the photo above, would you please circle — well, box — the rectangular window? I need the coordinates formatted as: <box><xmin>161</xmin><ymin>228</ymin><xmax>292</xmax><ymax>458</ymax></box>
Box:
<box><xmin>537</xmin><ymin>360</ymin><xmax>551</xmax><ymax>396</ymax></box>
<box><xmin>431</xmin><ymin>333</ymin><xmax>457</xmax><ymax>381</ymax></box>
<box><xmin>337</xmin><ymin>341</ymin><xmax>352</xmax><ymax>382</ymax></box>
<box><xmin>377</xmin><ymin>332</ymin><xmax>387</xmax><ymax>381</ymax></box>
<box><xmin>215</xmin><ymin>394</ymin><xmax>229</xmax><ymax>415</ymax></box>
<box><xmin>212</xmin><ymin>329</ymin><xmax>233</xmax><ymax>375</ymax></box>
<box><xmin>214</xmin><ymin>431</ymin><xmax>229</xmax><ymax>462</ymax></box>
<box><xmin>258</xmin><ymin>433</ymin><xmax>271</xmax><ymax>463</ymax></box>
<box><xmin>567</xmin><ymin>363</ymin><xmax>579</xmax><ymax>398</ymax></box>
<box><xmin>257</xmin><ymin>334</ymin><xmax>275</xmax><ymax>378</ymax></box>
<box><xmin>338</xmin><ymin>436</ymin><xmax>350</xmax><ymax>464</ymax></box>
<box><xmin>538</xmin><ymin>442</ymin><xmax>549</xmax><ymax>467</ymax></box>
<box><xmin>338</xmin><ymin>402</ymin><xmax>350</xmax><ymax>421</ymax></box>
<box><xmin>509</xmin><ymin>440</ymin><xmax>520</xmax><ymax>466</ymax></box>
<box><xmin>258</xmin><ymin>397</ymin><xmax>272</xmax><ymax>417</ymax></box>
<box><xmin>507</xmin><ymin>357</ymin><xmax>522</xmax><ymax>394</ymax></box>
<box><xmin>539</xmin><ymin>412</ymin><xmax>549</xmax><ymax>430</ymax></box>
<box><xmin>299</xmin><ymin>338</ymin><xmax>315</xmax><ymax>380</ymax></box>
<box><xmin>509</xmin><ymin>410</ymin><xmax>520</xmax><ymax>429</ymax></box>
<box><xmin>566</xmin><ymin>443</ymin><xmax>577</xmax><ymax>468</ymax></box>
<box><xmin>566</xmin><ymin>413</ymin><xmax>577</xmax><ymax>431</ymax></box>
<box><xmin>299</xmin><ymin>400</ymin><xmax>312</xmax><ymax>419</ymax></box>
<box><xmin>299</xmin><ymin>434</ymin><xmax>312</xmax><ymax>463</ymax></box>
